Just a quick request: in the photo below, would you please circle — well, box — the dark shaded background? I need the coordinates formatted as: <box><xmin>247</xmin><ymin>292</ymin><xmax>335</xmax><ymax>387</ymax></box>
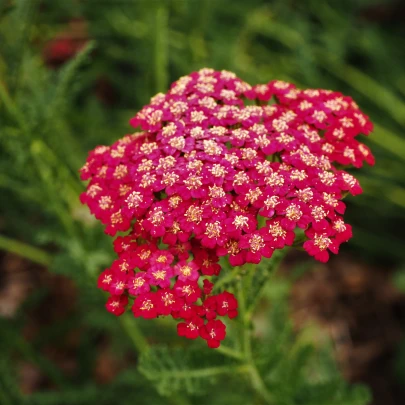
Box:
<box><xmin>1</xmin><ymin>0</ymin><xmax>405</xmax><ymax>404</ymax></box>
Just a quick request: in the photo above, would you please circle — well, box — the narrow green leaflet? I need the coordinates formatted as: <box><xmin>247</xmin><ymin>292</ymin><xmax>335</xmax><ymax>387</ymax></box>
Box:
<box><xmin>138</xmin><ymin>345</ymin><xmax>244</xmax><ymax>396</ymax></box>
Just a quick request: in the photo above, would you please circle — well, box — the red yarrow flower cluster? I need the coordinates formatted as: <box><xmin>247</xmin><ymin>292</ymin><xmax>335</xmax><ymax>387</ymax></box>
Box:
<box><xmin>80</xmin><ymin>68</ymin><xmax>374</xmax><ymax>348</ymax></box>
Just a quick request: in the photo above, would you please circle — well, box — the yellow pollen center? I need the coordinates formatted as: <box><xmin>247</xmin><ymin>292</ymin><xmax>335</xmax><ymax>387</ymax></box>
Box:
<box><xmin>311</xmin><ymin>206</ymin><xmax>326</xmax><ymax>221</ymax></box>
<box><xmin>126</xmin><ymin>192</ymin><xmax>143</xmax><ymax>208</ymax></box>
<box><xmin>286</xmin><ymin>205</ymin><xmax>302</xmax><ymax>221</ymax></box>
<box><xmin>140</xmin><ymin>300</ymin><xmax>154</xmax><ymax>311</ymax></box>
<box><xmin>185</xmin><ymin>206</ymin><xmax>203</xmax><ymax>224</ymax></box>
<box><xmin>139</xmin><ymin>250</ymin><xmax>151</xmax><ymax>260</ymax></box>
<box><xmin>226</xmin><ymin>240</ymin><xmax>241</xmax><ymax>255</ymax></box>
<box><xmin>103</xmin><ymin>275</ymin><xmax>112</xmax><ymax>284</ymax></box>
<box><xmin>162</xmin><ymin>293</ymin><xmax>175</xmax><ymax>306</ymax></box>
<box><xmin>185</xmin><ymin>175</ymin><xmax>203</xmax><ymax>190</ymax></box>
<box><xmin>99</xmin><ymin>196</ymin><xmax>112</xmax><ymax>210</ymax></box>
<box><xmin>153</xmin><ymin>270</ymin><xmax>167</xmax><ymax>280</ymax></box>
<box><xmin>268</xmin><ymin>222</ymin><xmax>286</xmax><ymax>238</ymax></box>
<box><xmin>182</xmin><ymin>286</ymin><xmax>193</xmax><ymax>296</ymax></box>
<box><xmin>209</xmin><ymin>186</ymin><xmax>226</xmax><ymax>199</ymax></box>
<box><xmin>205</xmin><ymin>222</ymin><xmax>222</xmax><ymax>238</ymax></box>
<box><xmin>119</xmin><ymin>261</ymin><xmax>129</xmax><ymax>271</ymax></box>
<box><xmin>246</xmin><ymin>188</ymin><xmax>262</xmax><ymax>203</ymax></box>
<box><xmin>314</xmin><ymin>234</ymin><xmax>332</xmax><ymax>250</ymax></box>
<box><xmin>249</xmin><ymin>235</ymin><xmax>265</xmax><ymax>252</ymax></box>
<box><xmin>233</xmin><ymin>215</ymin><xmax>249</xmax><ymax>229</ymax></box>
<box><xmin>150</xmin><ymin>209</ymin><xmax>165</xmax><ymax>225</ymax></box>
<box><xmin>180</xmin><ymin>266</ymin><xmax>192</xmax><ymax>277</ymax></box>
<box><xmin>156</xmin><ymin>255</ymin><xmax>168</xmax><ymax>263</ymax></box>
<box><xmin>333</xmin><ymin>220</ymin><xmax>346</xmax><ymax>232</ymax></box>
<box><xmin>133</xmin><ymin>278</ymin><xmax>145</xmax><ymax>288</ymax></box>
<box><xmin>264</xmin><ymin>196</ymin><xmax>279</xmax><ymax>209</ymax></box>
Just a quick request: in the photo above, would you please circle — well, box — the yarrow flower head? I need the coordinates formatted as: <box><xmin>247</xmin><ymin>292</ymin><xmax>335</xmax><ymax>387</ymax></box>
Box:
<box><xmin>80</xmin><ymin>68</ymin><xmax>374</xmax><ymax>348</ymax></box>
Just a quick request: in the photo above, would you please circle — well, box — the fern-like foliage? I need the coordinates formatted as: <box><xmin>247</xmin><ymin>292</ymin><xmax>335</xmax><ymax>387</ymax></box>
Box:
<box><xmin>26</xmin><ymin>369</ymin><xmax>166</xmax><ymax>405</ymax></box>
<box><xmin>255</xmin><ymin>302</ymin><xmax>372</xmax><ymax>405</ymax></box>
<box><xmin>138</xmin><ymin>345</ymin><xmax>242</xmax><ymax>397</ymax></box>
<box><xmin>138</xmin><ymin>298</ymin><xmax>371</xmax><ymax>405</ymax></box>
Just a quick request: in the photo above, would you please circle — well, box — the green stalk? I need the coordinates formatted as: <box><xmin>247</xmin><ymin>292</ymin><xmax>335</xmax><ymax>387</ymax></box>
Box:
<box><xmin>213</xmin><ymin>265</ymin><xmax>245</xmax><ymax>292</ymax></box>
<box><xmin>0</xmin><ymin>234</ymin><xmax>52</xmax><ymax>266</ymax></box>
<box><xmin>215</xmin><ymin>344</ymin><xmax>244</xmax><ymax>361</ymax></box>
<box><xmin>237</xmin><ymin>280</ymin><xmax>275</xmax><ymax>404</ymax></box>
<box><xmin>0</xmin><ymin>82</ymin><xmax>28</xmax><ymax>131</ymax></box>
<box><xmin>370</xmin><ymin>123</ymin><xmax>405</xmax><ymax>162</ymax></box>
<box><xmin>154</xmin><ymin>5</ymin><xmax>169</xmax><ymax>93</ymax></box>
<box><xmin>148</xmin><ymin>364</ymin><xmax>250</xmax><ymax>380</ymax></box>
<box><xmin>242</xmin><ymin>263</ymin><xmax>256</xmax><ymax>300</ymax></box>
<box><xmin>319</xmin><ymin>59</ymin><xmax>405</xmax><ymax>128</ymax></box>
<box><xmin>247</xmin><ymin>248</ymin><xmax>288</xmax><ymax>314</ymax></box>
<box><xmin>119</xmin><ymin>313</ymin><xmax>149</xmax><ymax>354</ymax></box>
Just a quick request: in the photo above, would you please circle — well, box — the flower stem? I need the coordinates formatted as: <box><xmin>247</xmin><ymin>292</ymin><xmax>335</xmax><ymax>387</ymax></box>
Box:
<box><xmin>247</xmin><ymin>362</ymin><xmax>274</xmax><ymax>404</ymax></box>
<box><xmin>149</xmin><ymin>364</ymin><xmax>250</xmax><ymax>380</ymax></box>
<box><xmin>247</xmin><ymin>248</ymin><xmax>289</xmax><ymax>314</ymax></box>
<box><xmin>0</xmin><ymin>234</ymin><xmax>52</xmax><ymax>267</ymax></box>
<box><xmin>213</xmin><ymin>265</ymin><xmax>245</xmax><ymax>292</ymax></box>
<box><xmin>0</xmin><ymin>82</ymin><xmax>28</xmax><ymax>130</ymax></box>
<box><xmin>154</xmin><ymin>5</ymin><xmax>168</xmax><ymax>93</ymax></box>
<box><xmin>242</xmin><ymin>263</ymin><xmax>256</xmax><ymax>300</ymax></box>
<box><xmin>119</xmin><ymin>313</ymin><xmax>149</xmax><ymax>353</ymax></box>
<box><xmin>238</xmin><ymin>279</ymin><xmax>275</xmax><ymax>404</ymax></box>
<box><xmin>215</xmin><ymin>344</ymin><xmax>244</xmax><ymax>360</ymax></box>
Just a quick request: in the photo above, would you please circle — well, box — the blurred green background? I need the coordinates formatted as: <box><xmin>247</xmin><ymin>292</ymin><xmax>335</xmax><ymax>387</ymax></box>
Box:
<box><xmin>1</xmin><ymin>0</ymin><xmax>405</xmax><ymax>404</ymax></box>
